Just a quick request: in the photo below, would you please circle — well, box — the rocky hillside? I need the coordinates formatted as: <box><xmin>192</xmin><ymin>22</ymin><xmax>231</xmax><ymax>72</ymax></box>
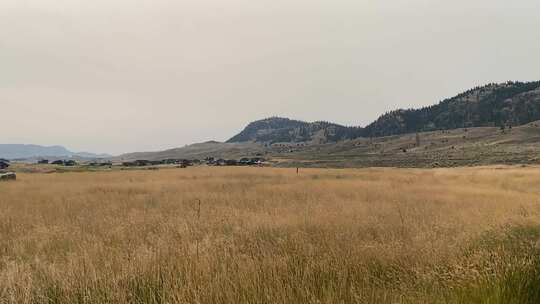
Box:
<box><xmin>227</xmin><ymin>117</ymin><xmax>363</xmax><ymax>144</ymax></box>
<box><xmin>229</xmin><ymin>81</ymin><xmax>540</xmax><ymax>143</ymax></box>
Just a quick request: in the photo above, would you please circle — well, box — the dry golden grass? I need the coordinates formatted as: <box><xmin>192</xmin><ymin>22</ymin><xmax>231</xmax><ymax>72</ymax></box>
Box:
<box><xmin>1</xmin><ymin>166</ymin><xmax>540</xmax><ymax>303</ymax></box>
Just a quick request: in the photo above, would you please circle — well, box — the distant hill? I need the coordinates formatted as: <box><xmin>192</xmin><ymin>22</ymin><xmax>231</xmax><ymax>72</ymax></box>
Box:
<box><xmin>117</xmin><ymin>141</ymin><xmax>265</xmax><ymax>161</ymax></box>
<box><xmin>228</xmin><ymin>81</ymin><xmax>540</xmax><ymax>143</ymax></box>
<box><xmin>363</xmin><ymin>81</ymin><xmax>540</xmax><ymax>137</ymax></box>
<box><xmin>227</xmin><ymin>117</ymin><xmax>363</xmax><ymax>144</ymax></box>
<box><xmin>0</xmin><ymin>144</ymin><xmax>111</xmax><ymax>160</ymax></box>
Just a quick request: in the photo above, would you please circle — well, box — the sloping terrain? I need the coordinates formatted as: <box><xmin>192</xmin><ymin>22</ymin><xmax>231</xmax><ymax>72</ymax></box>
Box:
<box><xmin>117</xmin><ymin>141</ymin><xmax>266</xmax><ymax>161</ymax></box>
<box><xmin>273</xmin><ymin>121</ymin><xmax>540</xmax><ymax>168</ymax></box>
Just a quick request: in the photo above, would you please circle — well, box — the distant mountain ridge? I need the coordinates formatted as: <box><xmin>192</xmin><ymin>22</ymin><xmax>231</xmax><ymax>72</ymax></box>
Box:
<box><xmin>0</xmin><ymin>144</ymin><xmax>111</xmax><ymax>160</ymax></box>
<box><xmin>228</xmin><ymin>81</ymin><xmax>540</xmax><ymax>143</ymax></box>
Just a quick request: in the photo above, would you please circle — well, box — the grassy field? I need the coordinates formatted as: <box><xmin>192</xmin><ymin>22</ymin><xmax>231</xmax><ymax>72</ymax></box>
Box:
<box><xmin>1</xmin><ymin>167</ymin><xmax>540</xmax><ymax>303</ymax></box>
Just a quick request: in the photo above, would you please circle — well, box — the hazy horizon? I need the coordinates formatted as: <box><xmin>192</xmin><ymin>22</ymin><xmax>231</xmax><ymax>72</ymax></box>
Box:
<box><xmin>3</xmin><ymin>0</ymin><xmax>540</xmax><ymax>154</ymax></box>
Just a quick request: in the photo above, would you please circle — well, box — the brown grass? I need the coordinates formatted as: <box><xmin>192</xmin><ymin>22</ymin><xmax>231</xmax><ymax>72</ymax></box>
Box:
<box><xmin>1</xmin><ymin>166</ymin><xmax>540</xmax><ymax>303</ymax></box>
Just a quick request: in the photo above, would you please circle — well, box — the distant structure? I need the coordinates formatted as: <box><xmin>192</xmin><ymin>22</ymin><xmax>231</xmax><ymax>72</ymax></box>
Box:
<box><xmin>0</xmin><ymin>172</ymin><xmax>16</xmax><ymax>181</ymax></box>
<box><xmin>225</xmin><ymin>159</ymin><xmax>238</xmax><ymax>166</ymax></box>
<box><xmin>89</xmin><ymin>161</ymin><xmax>112</xmax><ymax>167</ymax></box>
<box><xmin>0</xmin><ymin>159</ymin><xmax>14</xmax><ymax>181</ymax></box>
<box><xmin>64</xmin><ymin>160</ymin><xmax>78</xmax><ymax>166</ymax></box>
<box><xmin>51</xmin><ymin>160</ymin><xmax>78</xmax><ymax>166</ymax></box>
<box><xmin>38</xmin><ymin>159</ymin><xmax>49</xmax><ymax>164</ymax></box>
<box><xmin>122</xmin><ymin>160</ymin><xmax>153</xmax><ymax>167</ymax></box>
<box><xmin>0</xmin><ymin>160</ymin><xmax>10</xmax><ymax>170</ymax></box>
<box><xmin>118</xmin><ymin>157</ymin><xmax>265</xmax><ymax>168</ymax></box>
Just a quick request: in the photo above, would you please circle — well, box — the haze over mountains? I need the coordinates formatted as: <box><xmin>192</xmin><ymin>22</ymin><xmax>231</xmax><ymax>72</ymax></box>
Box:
<box><xmin>5</xmin><ymin>81</ymin><xmax>540</xmax><ymax>161</ymax></box>
<box><xmin>0</xmin><ymin>144</ymin><xmax>111</xmax><ymax>160</ymax></box>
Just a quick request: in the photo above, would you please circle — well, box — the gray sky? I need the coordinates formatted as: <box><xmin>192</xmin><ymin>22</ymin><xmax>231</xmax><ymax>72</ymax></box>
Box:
<box><xmin>2</xmin><ymin>0</ymin><xmax>540</xmax><ymax>155</ymax></box>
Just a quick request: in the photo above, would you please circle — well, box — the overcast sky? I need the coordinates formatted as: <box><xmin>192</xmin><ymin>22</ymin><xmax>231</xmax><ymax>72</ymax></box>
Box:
<box><xmin>2</xmin><ymin>0</ymin><xmax>540</xmax><ymax>154</ymax></box>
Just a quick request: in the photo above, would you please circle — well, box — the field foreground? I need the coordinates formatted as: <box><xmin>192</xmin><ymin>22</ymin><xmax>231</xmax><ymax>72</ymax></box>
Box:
<box><xmin>1</xmin><ymin>167</ymin><xmax>540</xmax><ymax>303</ymax></box>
